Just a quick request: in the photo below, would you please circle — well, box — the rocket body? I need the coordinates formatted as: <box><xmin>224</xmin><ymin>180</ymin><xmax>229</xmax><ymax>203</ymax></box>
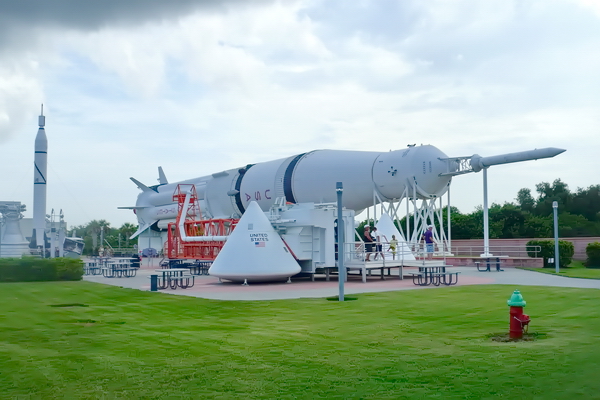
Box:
<box><xmin>131</xmin><ymin>145</ymin><xmax>454</xmax><ymax>235</ymax></box>
<box><xmin>33</xmin><ymin>113</ymin><xmax>47</xmax><ymax>247</ymax></box>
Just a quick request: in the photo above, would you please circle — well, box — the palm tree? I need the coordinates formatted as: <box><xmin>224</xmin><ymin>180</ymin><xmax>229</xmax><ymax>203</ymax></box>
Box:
<box><xmin>87</xmin><ymin>219</ymin><xmax>111</xmax><ymax>254</ymax></box>
<box><xmin>119</xmin><ymin>223</ymin><xmax>137</xmax><ymax>247</ymax></box>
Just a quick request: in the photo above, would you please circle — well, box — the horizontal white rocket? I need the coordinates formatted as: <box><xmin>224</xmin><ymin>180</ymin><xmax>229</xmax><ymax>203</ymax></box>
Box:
<box><xmin>122</xmin><ymin>145</ymin><xmax>565</xmax><ymax>238</ymax></box>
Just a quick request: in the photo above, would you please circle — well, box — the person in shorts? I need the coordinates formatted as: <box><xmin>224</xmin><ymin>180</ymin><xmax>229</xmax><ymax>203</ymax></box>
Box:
<box><xmin>422</xmin><ymin>225</ymin><xmax>435</xmax><ymax>260</ymax></box>
<box><xmin>388</xmin><ymin>234</ymin><xmax>398</xmax><ymax>260</ymax></box>
<box><xmin>372</xmin><ymin>227</ymin><xmax>385</xmax><ymax>261</ymax></box>
<box><xmin>364</xmin><ymin>226</ymin><xmax>374</xmax><ymax>261</ymax></box>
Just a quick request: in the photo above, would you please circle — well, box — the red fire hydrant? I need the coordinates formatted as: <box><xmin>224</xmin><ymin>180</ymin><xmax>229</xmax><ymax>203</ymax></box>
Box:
<box><xmin>507</xmin><ymin>290</ymin><xmax>530</xmax><ymax>339</ymax></box>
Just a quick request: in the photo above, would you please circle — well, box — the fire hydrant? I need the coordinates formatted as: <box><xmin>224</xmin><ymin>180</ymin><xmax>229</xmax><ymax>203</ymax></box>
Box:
<box><xmin>507</xmin><ymin>290</ymin><xmax>530</xmax><ymax>339</ymax></box>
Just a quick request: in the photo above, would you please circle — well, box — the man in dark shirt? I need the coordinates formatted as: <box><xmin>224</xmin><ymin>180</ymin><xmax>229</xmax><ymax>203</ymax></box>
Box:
<box><xmin>364</xmin><ymin>226</ymin><xmax>374</xmax><ymax>261</ymax></box>
<box><xmin>423</xmin><ymin>225</ymin><xmax>435</xmax><ymax>260</ymax></box>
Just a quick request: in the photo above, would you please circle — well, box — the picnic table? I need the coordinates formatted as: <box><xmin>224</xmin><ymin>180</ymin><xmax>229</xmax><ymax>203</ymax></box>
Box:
<box><xmin>101</xmin><ymin>260</ymin><xmax>138</xmax><ymax>278</ymax></box>
<box><xmin>154</xmin><ymin>268</ymin><xmax>195</xmax><ymax>290</ymax></box>
<box><xmin>84</xmin><ymin>261</ymin><xmax>102</xmax><ymax>275</ymax></box>
<box><xmin>409</xmin><ymin>266</ymin><xmax>460</xmax><ymax>286</ymax></box>
<box><xmin>186</xmin><ymin>261</ymin><xmax>212</xmax><ymax>276</ymax></box>
<box><xmin>475</xmin><ymin>256</ymin><xmax>507</xmax><ymax>272</ymax></box>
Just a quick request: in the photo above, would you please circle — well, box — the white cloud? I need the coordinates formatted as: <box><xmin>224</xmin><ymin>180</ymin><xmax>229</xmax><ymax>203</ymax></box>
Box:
<box><xmin>0</xmin><ymin>0</ymin><xmax>599</xmax><ymax>227</ymax></box>
<box><xmin>0</xmin><ymin>56</ymin><xmax>44</xmax><ymax>142</ymax></box>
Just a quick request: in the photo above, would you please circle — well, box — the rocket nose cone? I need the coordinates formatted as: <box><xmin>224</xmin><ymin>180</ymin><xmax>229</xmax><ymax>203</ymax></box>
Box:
<box><xmin>548</xmin><ymin>147</ymin><xmax>566</xmax><ymax>156</ymax></box>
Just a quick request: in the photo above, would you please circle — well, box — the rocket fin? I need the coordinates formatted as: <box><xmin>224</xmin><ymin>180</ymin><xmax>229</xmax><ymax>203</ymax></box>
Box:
<box><xmin>129</xmin><ymin>223</ymin><xmax>151</xmax><ymax>239</ymax></box>
<box><xmin>158</xmin><ymin>167</ymin><xmax>168</xmax><ymax>185</ymax></box>
<box><xmin>130</xmin><ymin>177</ymin><xmax>154</xmax><ymax>192</ymax></box>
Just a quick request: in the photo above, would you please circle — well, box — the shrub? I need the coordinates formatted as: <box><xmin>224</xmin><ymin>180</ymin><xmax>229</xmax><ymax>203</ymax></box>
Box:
<box><xmin>49</xmin><ymin>258</ymin><xmax>85</xmax><ymax>281</ymax></box>
<box><xmin>586</xmin><ymin>242</ymin><xmax>600</xmax><ymax>268</ymax></box>
<box><xmin>526</xmin><ymin>239</ymin><xmax>574</xmax><ymax>268</ymax></box>
<box><xmin>0</xmin><ymin>257</ymin><xmax>83</xmax><ymax>282</ymax></box>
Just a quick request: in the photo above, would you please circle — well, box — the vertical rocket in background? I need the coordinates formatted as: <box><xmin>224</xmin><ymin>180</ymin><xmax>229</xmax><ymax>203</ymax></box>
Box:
<box><xmin>31</xmin><ymin>105</ymin><xmax>47</xmax><ymax>251</ymax></box>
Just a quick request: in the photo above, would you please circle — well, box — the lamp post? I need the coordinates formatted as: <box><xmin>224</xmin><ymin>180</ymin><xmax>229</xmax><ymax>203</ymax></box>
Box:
<box><xmin>336</xmin><ymin>182</ymin><xmax>345</xmax><ymax>301</ymax></box>
<box><xmin>553</xmin><ymin>201</ymin><xmax>559</xmax><ymax>274</ymax></box>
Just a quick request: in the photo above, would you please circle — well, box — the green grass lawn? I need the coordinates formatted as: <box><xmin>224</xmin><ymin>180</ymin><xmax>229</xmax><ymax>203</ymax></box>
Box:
<box><xmin>523</xmin><ymin>260</ymin><xmax>600</xmax><ymax>279</ymax></box>
<box><xmin>1</xmin><ymin>281</ymin><xmax>600</xmax><ymax>399</ymax></box>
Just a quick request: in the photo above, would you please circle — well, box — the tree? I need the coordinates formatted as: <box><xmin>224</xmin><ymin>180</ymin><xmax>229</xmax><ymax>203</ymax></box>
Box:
<box><xmin>557</xmin><ymin>212</ymin><xmax>596</xmax><ymax>237</ymax></box>
<box><xmin>492</xmin><ymin>203</ymin><xmax>526</xmax><ymax>238</ymax></box>
<box><xmin>119</xmin><ymin>223</ymin><xmax>138</xmax><ymax>247</ymax></box>
<box><xmin>521</xmin><ymin>214</ymin><xmax>552</xmax><ymax>238</ymax></box>
<box><xmin>516</xmin><ymin>188</ymin><xmax>535</xmax><ymax>213</ymax></box>
<box><xmin>535</xmin><ymin>179</ymin><xmax>572</xmax><ymax>216</ymax></box>
<box><xmin>450</xmin><ymin>211</ymin><xmax>481</xmax><ymax>239</ymax></box>
<box><xmin>571</xmin><ymin>185</ymin><xmax>600</xmax><ymax>222</ymax></box>
<box><xmin>87</xmin><ymin>220</ymin><xmax>112</xmax><ymax>254</ymax></box>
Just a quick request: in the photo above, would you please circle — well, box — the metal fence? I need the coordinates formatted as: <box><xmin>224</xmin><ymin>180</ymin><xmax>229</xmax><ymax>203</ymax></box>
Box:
<box><xmin>449</xmin><ymin>245</ymin><xmax>541</xmax><ymax>258</ymax></box>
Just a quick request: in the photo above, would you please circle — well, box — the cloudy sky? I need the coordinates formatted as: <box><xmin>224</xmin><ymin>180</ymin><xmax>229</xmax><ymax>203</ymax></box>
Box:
<box><xmin>1</xmin><ymin>0</ymin><xmax>599</xmax><ymax>229</ymax></box>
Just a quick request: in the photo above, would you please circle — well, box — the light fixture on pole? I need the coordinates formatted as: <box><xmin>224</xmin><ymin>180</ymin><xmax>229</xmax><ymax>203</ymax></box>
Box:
<box><xmin>553</xmin><ymin>201</ymin><xmax>559</xmax><ymax>274</ymax></box>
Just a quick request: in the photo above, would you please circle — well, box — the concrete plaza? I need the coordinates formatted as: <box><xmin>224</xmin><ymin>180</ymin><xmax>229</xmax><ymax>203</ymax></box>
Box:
<box><xmin>82</xmin><ymin>258</ymin><xmax>600</xmax><ymax>301</ymax></box>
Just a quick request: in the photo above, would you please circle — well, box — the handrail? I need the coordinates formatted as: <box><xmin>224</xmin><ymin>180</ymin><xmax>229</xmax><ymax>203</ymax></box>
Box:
<box><xmin>336</xmin><ymin>242</ymin><xmax>543</xmax><ymax>266</ymax></box>
<box><xmin>450</xmin><ymin>245</ymin><xmax>542</xmax><ymax>258</ymax></box>
<box><xmin>337</xmin><ymin>239</ymin><xmax>416</xmax><ymax>267</ymax></box>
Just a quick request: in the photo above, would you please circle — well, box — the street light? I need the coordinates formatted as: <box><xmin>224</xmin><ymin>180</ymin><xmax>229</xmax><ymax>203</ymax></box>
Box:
<box><xmin>553</xmin><ymin>201</ymin><xmax>559</xmax><ymax>274</ymax></box>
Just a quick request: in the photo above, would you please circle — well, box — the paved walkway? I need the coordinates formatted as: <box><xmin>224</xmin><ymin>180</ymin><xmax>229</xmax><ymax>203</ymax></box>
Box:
<box><xmin>83</xmin><ymin>260</ymin><xmax>600</xmax><ymax>301</ymax></box>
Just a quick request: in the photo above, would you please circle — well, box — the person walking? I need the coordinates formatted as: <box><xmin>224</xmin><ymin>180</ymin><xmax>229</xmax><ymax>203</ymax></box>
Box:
<box><xmin>388</xmin><ymin>234</ymin><xmax>398</xmax><ymax>260</ymax></box>
<box><xmin>364</xmin><ymin>225</ymin><xmax>374</xmax><ymax>261</ymax></box>
<box><xmin>372</xmin><ymin>227</ymin><xmax>385</xmax><ymax>261</ymax></box>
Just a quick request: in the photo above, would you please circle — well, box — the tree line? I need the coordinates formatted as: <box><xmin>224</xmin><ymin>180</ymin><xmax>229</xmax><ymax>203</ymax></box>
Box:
<box><xmin>424</xmin><ymin>179</ymin><xmax>600</xmax><ymax>239</ymax></box>
<box><xmin>68</xmin><ymin>220</ymin><xmax>137</xmax><ymax>256</ymax></box>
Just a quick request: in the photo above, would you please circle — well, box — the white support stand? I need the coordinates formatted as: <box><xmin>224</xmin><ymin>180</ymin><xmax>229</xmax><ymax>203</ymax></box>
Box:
<box><xmin>369</xmin><ymin>184</ymin><xmax>452</xmax><ymax>259</ymax></box>
<box><xmin>481</xmin><ymin>168</ymin><xmax>492</xmax><ymax>257</ymax></box>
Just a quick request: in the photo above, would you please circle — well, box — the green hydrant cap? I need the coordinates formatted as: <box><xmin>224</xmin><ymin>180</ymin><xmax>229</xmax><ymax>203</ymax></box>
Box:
<box><xmin>507</xmin><ymin>290</ymin><xmax>526</xmax><ymax>307</ymax></box>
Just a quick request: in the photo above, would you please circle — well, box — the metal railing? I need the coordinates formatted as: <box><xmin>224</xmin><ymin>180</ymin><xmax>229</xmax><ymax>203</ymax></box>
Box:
<box><xmin>339</xmin><ymin>240</ymin><xmax>417</xmax><ymax>267</ymax></box>
<box><xmin>341</xmin><ymin>241</ymin><xmax>543</xmax><ymax>265</ymax></box>
<box><xmin>449</xmin><ymin>245</ymin><xmax>542</xmax><ymax>258</ymax></box>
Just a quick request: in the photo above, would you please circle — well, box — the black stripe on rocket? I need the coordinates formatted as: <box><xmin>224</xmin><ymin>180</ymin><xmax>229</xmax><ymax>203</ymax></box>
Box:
<box><xmin>283</xmin><ymin>153</ymin><xmax>306</xmax><ymax>204</ymax></box>
<box><xmin>234</xmin><ymin>164</ymin><xmax>254</xmax><ymax>214</ymax></box>
<box><xmin>34</xmin><ymin>163</ymin><xmax>46</xmax><ymax>184</ymax></box>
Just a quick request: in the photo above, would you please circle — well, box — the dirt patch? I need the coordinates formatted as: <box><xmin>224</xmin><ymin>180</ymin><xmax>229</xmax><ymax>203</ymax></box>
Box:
<box><xmin>49</xmin><ymin>303</ymin><xmax>89</xmax><ymax>307</ymax></box>
<box><xmin>487</xmin><ymin>332</ymin><xmax>547</xmax><ymax>342</ymax></box>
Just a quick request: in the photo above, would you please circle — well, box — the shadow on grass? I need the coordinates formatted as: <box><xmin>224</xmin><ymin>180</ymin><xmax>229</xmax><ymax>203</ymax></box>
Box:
<box><xmin>326</xmin><ymin>296</ymin><xmax>358</xmax><ymax>301</ymax></box>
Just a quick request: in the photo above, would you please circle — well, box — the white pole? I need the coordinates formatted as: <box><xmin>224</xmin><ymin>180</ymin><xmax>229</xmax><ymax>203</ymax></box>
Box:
<box><xmin>447</xmin><ymin>186</ymin><xmax>452</xmax><ymax>254</ymax></box>
<box><xmin>481</xmin><ymin>168</ymin><xmax>492</xmax><ymax>257</ymax></box>
<box><xmin>553</xmin><ymin>201</ymin><xmax>559</xmax><ymax>274</ymax></box>
<box><xmin>336</xmin><ymin>182</ymin><xmax>345</xmax><ymax>301</ymax></box>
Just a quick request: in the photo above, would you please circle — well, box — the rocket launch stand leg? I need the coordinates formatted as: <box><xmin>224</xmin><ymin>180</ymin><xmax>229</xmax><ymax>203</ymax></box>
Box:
<box><xmin>369</xmin><ymin>187</ymin><xmax>452</xmax><ymax>258</ymax></box>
